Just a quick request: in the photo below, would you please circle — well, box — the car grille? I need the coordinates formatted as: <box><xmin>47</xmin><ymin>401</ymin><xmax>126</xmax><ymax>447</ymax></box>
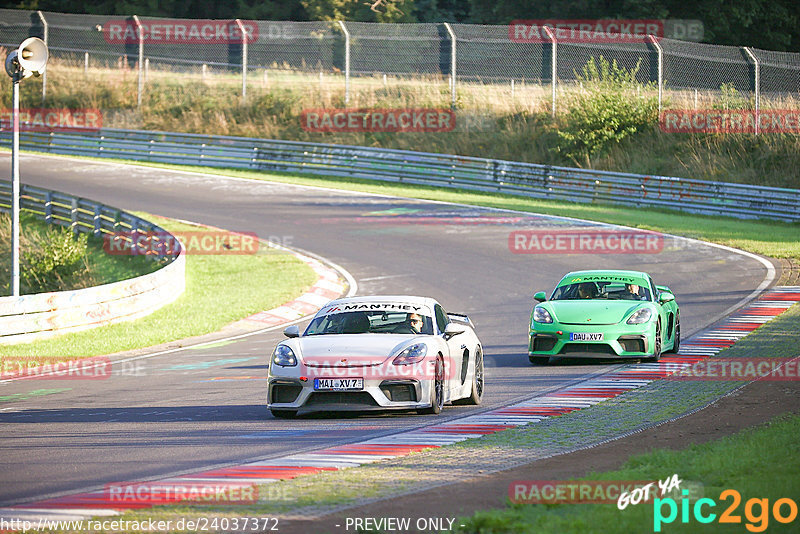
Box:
<box><xmin>380</xmin><ymin>383</ymin><xmax>418</xmax><ymax>402</ymax></box>
<box><xmin>271</xmin><ymin>383</ymin><xmax>302</xmax><ymax>404</ymax></box>
<box><xmin>560</xmin><ymin>343</ymin><xmax>617</xmax><ymax>355</ymax></box>
<box><xmin>306</xmin><ymin>392</ymin><xmax>379</xmax><ymax>407</ymax></box>
<box><xmin>619</xmin><ymin>337</ymin><xmax>646</xmax><ymax>353</ymax></box>
<box><xmin>531</xmin><ymin>337</ymin><xmax>557</xmax><ymax>352</ymax></box>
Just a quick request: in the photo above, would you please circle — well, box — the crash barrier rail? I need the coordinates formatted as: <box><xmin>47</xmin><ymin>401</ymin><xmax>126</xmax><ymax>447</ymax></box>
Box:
<box><xmin>0</xmin><ymin>181</ymin><xmax>185</xmax><ymax>344</ymax></box>
<box><xmin>1</xmin><ymin>127</ymin><xmax>798</xmax><ymax>222</ymax></box>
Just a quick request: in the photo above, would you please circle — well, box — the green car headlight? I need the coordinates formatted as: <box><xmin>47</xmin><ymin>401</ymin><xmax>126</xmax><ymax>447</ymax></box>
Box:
<box><xmin>272</xmin><ymin>345</ymin><xmax>297</xmax><ymax>367</ymax></box>
<box><xmin>626</xmin><ymin>308</ymin><xmax>653</xmax><ymax>325</ymax></box>
<box><xmin>533</xmin><ymin>306</ymin><xmax>553</xmax><ymax>324</ymax></box>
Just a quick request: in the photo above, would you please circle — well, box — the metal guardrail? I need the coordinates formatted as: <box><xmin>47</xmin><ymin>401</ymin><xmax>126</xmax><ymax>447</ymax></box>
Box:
<box><xmin>0</xmin><ymin>181</ymin><xmax>185</xmax><ymax>344</ymax></box>
<box><xmin>1</xmin><ymin>128</ymin><xmax>799</xmax><ymax>222</ymax></box>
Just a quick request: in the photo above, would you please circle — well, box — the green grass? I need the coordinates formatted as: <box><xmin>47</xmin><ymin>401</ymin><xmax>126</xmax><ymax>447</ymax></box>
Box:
<box><xmin>0</xmin><ymin>215</ymin><xmax>318</xmax><ymax>359</ymax></box>
<box><xmin>456</xmin><ymin>414</ymin><xmax>800</xmax><ymax>533</ymax></box>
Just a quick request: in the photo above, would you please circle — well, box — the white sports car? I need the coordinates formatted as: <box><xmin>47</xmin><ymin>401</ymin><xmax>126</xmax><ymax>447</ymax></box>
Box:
<box><xmin>267</xmin><ymin>296</ymin><xmax>484</xmax><ymax>417</ymax></box>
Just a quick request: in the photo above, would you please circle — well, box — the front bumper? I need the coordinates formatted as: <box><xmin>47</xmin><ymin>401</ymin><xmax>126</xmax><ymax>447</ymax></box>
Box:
<box><xmin>529</xmin><ymin>322</ymin><xmax>654</xmax><ymax>359</ymax></box>
<box><xmin>267</xmin><ymin>374</ymin><xmax>431</xmax><ymax>414</ymax></box>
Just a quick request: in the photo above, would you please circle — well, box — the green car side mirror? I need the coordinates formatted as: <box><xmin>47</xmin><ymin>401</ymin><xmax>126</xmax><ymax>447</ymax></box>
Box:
<box><xmin>658</xmin><ymin>292</ymin><xmax>675</xmax><ymax>303</ymax></box>
<box><xmin>534</xmin><ymin>291</ymin><xmax>547</xmax><ymax>302</ymax></box>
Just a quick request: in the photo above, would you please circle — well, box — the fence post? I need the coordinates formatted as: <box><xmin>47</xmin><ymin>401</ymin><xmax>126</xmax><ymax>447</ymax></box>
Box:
<box><xmin>236</xmin><ymin>19</ymin><xmax>248</xmax><ymax>100</ymax></box>
<box><xmin>743</xmin><ymin>47</ymin><xmax>760</xmax><ymax>135</ymax></box>
<box><xmin>338</xmin><ymin>21</ymin><xmax>351</xmax><ymax>105</ymax></box>
<box><xmin>648</xmin><ymin>34</ymin><xmax>663</xmax><ymax>114</ymax></box>
<box><xmin>443</xmin><ymin>22</ymin><xmax>457</xmax><ymax>110</ymax></box>
<box><xmin>543</xmin><ymin>26</ymin><xmax>556</xmax><ymax>118</ymax></box>
<box><xmin>37</xmin><ymin>10</ymin><xmax>48</xmax><ymax>104</ymax></box>
<box><xmin>133</xmin><ymin>15</ymin><xmax>144</xmax><ymax>109</ymax></box>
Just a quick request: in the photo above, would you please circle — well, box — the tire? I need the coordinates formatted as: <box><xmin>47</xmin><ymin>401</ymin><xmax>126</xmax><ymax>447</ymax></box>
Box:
<box><xmin>529</xmin><ymin>356</ymin><xmax>550</xmax><ymax>365</ymax></box>
<box><xmin>644</xmin><ymin>320</ymin><xmax>662</xmax><ymax>363</ymax></box>
<box><xmin>270</xmin><ymin>409</ymin><xmax>297</xmax><ymax>419</ymax></box>
<box><xmin>666</xmin><ymin>316</ymin><xmax>681</xmax><ymax>353</ymax></box>
<box><xmin>453</xmin><ymin>347</ymin><xmax>483</xmax><ymax>406</ymax></box>
<box><xmin>418</xmin><ymin>355</ymin><xmax>444</xmax><ymax>415</ymax></box>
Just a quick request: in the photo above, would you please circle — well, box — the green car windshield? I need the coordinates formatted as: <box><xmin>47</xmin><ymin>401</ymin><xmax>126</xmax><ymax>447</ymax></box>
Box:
<box><xmin>552</xmin><ymin>281</ymin><xmax>652</xmax><ymax>301</ymax></box>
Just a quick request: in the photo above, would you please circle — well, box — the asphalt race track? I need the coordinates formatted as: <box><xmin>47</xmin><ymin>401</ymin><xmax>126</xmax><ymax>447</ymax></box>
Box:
<box><xmin>0</xmin><ymin>152</ymin><xmax>774</xmax><ymax>508</ymax></box>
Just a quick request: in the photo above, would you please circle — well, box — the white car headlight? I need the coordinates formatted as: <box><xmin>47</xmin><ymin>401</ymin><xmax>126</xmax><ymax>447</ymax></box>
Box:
<box><xmin>533</xmin><ymin>306</ymin><xmax>553</xmax><ymax>324</ymax></box>
<box><xmin>627</xmin><ymin>308</ymin><xmax>653</xmax><ymax>325</ymax></box>
<box><xmin>272</xmin><ymin>345</ymin><xmax>297</xmax><ymax>367</ymax></box>
<box><xmin>393</xmin><ymin>343</ymin><xmax>428</xmax><ymax>365</ymax></box>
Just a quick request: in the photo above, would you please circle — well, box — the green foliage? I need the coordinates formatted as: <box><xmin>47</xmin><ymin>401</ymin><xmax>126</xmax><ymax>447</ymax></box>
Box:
<box><xmin>20</xmin><ymin>224</ymin><xmax>90</xmax><ymax>293</ymax></box>
<box><xmin>713</xmin><ymin>82</ymin><xmax>751</xmax><ymax>110</ymax></box>
<box><xmin>554</xmin><ymin>57</ymin><xmax>659</xmax><ymax>164</ymax></box>
<box><xmin>301</xmin><ymin>0</ymin><xmax>416</xmax><ymax>22</ymax></box>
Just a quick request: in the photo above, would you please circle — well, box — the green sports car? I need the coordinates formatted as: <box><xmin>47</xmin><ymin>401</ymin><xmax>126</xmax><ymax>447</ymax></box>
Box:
<box><xmin>529</xmin><ymin>270</ymin><xmax>680</xmax><ymax>364</ymax></box>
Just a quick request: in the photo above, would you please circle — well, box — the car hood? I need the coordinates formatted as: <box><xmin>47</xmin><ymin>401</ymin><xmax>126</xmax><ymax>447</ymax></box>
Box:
<box><xmin>295</xmin><ymin>334</ymin><xmax>422</xmax><ymax>367</ymax></box>
<box><xmin>548</xmin><ymin>301</ymin><xmax>643</xmax><ymax>325</ymax></box>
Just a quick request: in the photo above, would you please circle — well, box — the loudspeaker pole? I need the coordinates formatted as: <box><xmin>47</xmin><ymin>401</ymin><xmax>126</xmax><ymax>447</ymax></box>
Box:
<box><xmin>11</xmin><ymin>73</ymin><xmax>20</xmax><ymax>296</ymax></box>
<box><xmin>4</xmin><ymin>37</ymin><xmax>48</xmax><ymax>296</ymax></box>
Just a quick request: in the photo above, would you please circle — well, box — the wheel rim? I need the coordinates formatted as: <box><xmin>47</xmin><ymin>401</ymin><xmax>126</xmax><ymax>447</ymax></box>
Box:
<box><xmin>475</xmin><ymin>350</ymin><xmax>484</xmax><ymax>398</ymax></box>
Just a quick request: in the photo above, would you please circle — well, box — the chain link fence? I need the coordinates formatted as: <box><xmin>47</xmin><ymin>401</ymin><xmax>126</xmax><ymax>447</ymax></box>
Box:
<box><xmin>2</xmin><ymin>8</ymin><xmax>799</xmax><ymax>121</ymax></box>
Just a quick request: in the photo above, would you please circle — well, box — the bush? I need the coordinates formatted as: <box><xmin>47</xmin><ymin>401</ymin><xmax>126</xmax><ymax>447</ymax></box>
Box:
<box><xmin>0</xmin><ymin>215</ymin><xmax>94</xmax><ymax>295</ymax></box>
<box><xmin>554</xmin><ymin>57</ymin><xmax>659</xmax><ymax>165</ymax></box>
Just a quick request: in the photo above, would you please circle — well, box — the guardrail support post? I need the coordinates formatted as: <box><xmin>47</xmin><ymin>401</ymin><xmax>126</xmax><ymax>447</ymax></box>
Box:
<box><xmin>133</xmin><ymin>15</ymin><xmax>144</xmax><ymax>109</ymax></box>
<box><xmin>443</xmin><ymin>23</ymin><xmax>457</xmax><ymax>110</ymax></box>
<box><xmin>338</xmin><ymin>21</ymin><xmax>351</xmax><ymax>105</ymax></box>
<box><xmin>543</xmin><ymin>26</ymin><xmax>556</xmax><ymax>118</ymax></box>
<box><xmin>648</xmin><ymin>34</ymin><xmax>663</xmax><ymax>114</ymax></box>
<box><xmin>37</xmin><ymin>11</ymin><xmax>48</xmax><ymax>104</ymax></box>
<box><xmin>236</xmin><ymin>19</ymin><xmax>248</xmax><ymax>100</ymax></box>
<box><xmin>743</xmin><ymin>47</ymin><xmax>760</xmax><ymax>135</ymax></box>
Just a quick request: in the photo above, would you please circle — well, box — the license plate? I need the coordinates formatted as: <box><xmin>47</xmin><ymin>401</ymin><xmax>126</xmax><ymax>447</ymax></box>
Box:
<box><xmin>314</xmin><ymin>378</ymin><xmax>364</xmax><ymax>391</ymax></box>
<box><xmin>570</xmin><ymin>332</ymin><xmax>604</xmax><ymax>341</ymax></box>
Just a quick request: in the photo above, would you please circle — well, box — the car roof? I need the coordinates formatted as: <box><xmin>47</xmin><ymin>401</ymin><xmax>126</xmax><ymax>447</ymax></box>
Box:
<box><xmin>558</xmin><ymin>270</ymin><xmax>650</xmax><ymax>285</ymax></box>
<box><xmin>323</xmin><ymin>295</ymin><xmax>437</xmax><ymax>311</ymax></box>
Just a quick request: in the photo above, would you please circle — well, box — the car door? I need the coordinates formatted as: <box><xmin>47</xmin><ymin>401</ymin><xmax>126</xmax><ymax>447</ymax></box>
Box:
<box><xmin>435</xmin><ymin>304</ymin><xmax>463</xmax><ymax>398</ymax></box>
<box><xmin>649</xmin><ymin>276</ymin><xmax>671</xmax><ymax>342</ymax></box>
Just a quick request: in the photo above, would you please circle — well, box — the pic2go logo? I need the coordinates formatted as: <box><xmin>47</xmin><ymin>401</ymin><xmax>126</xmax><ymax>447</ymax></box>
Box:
<box><xmin>654</xmin><ymin>489</ymin><xmax>798</xmax><ymax>532</ymax></box>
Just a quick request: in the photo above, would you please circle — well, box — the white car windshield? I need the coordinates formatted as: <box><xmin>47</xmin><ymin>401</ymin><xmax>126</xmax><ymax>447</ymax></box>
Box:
<box><xmin>305</xmin><ymin>310</ymin><xmax>434</xmax><ymax>335</ymax></box>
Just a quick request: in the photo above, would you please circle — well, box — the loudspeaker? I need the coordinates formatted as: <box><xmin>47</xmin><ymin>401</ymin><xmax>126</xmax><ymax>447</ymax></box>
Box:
<box><xmin>17</xmin><ymin>37</ymin><xmax>48</xmax><ymax>77</ymax></box>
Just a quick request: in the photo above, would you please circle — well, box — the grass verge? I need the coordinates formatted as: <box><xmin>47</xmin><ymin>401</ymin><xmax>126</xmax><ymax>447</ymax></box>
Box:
<box><xmin>456</xmin><ymin>413</ymin><xmax>800</xmax><ymax>534</ymax></box>
<box><xmin>0</xmin><ymin>214</ymin><xmax>318</xmax><ymax>359</ymax></box>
